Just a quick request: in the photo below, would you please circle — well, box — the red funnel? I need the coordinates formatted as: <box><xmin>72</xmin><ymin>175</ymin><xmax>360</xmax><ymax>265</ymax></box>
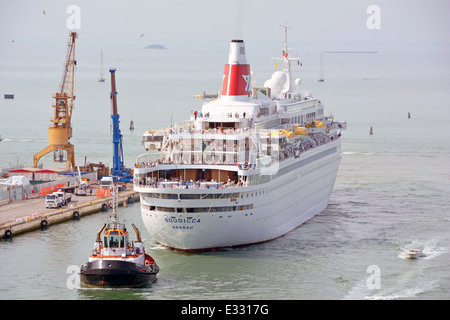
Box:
<box><xmin>221</xmin><ymin>40</ymin><xmax>251</xmax><ymax>98</ymax></box>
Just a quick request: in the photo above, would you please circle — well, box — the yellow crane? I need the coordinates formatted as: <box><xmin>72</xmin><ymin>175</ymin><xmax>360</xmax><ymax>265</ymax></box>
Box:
<box><xmin>33</xmin><ymin>32</ymin><xmax>78</xmax><ymax>170</ymax></box>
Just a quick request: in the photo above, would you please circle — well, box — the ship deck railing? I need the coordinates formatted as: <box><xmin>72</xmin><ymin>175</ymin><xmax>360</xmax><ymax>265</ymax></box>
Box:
<box><xmin>134</xmin><ymin>179</ymin><xmax>247</xmax><ymax>190</ymax></box>
<box><xmin>134</xmin><ymin>160</ymin><xmax>257</xmax><ymax>170</ymax></box>
<box><xmin>168</xmin><ymin>126</ymin><xmax>251</xmax><ymax>136</ymax></box>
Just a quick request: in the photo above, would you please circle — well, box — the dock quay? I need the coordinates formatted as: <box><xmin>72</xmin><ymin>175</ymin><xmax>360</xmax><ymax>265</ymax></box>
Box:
<box><xmin>0</xmin><ymin>185</ymin><xmax>139</xmax><ymax>239</ymax></box>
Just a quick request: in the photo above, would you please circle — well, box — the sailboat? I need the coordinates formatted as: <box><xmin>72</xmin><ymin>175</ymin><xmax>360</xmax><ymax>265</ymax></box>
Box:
<box><xmin>98</xmin><ymin>49</ymin><xmax>105</xmax><ymax>82</ymax></box>
<box><xmin>318</xmin><ymin>52</ymin><xmax>324</xmax><ymax>82</ymax></box>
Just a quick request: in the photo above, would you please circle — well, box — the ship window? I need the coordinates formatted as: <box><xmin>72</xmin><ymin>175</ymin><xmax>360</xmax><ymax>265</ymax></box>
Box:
<box><xmin>157</xmin><ymin>206</ymin><xmax>175</xmax><ymax>212</ymax></box>
<box><xmin>157</xmin><ymin>204</ymin><xmax>254</xmax><ymax>213</ymax></box>
<box><xmin>161</xmin><ymin>193</ymin><xmax>178</xmax><ymax>199</ymax></box>
<box><xmin>143</xmin><ymin>135</ymin><xmax>163</xmax><ymax>142</ymax></box>
<box><xmin>180</xmin><ymin>194</ymin><xmax>201</xmax><ymax>199</ymax></box>
<box><xmin>103</xmin><ymin>236</ymin><xmax>126</xmax><ymax>248</ymax></box>
<box><xmin>109</xmin><ymin>236</ymin><xmax>120</xmax><ymax>248</ymax></box>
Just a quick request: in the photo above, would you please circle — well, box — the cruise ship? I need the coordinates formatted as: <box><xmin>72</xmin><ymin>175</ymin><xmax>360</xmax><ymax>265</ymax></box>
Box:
<box><xmin>134</xmin><ymin>29</ymin><xmax>346</xmax><ymax>252</ymax></box>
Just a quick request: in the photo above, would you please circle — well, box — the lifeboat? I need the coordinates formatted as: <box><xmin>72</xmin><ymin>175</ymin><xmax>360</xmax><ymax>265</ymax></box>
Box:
<box><xmin>270</xmin><ymin>131</ymin><xmax>284</xmax><ymax>138</ymax></box>
<box><xmin>282</xmin><ymin>129</ymin><xmax>295</xmax><ymax>139</ymax></box>
<box><xmin>294</xmin><ymin>126</ymin><xmax>308</xmax><ymax>135</ymax></box>
<box><xmin>306</xmin><ymin>120</ymin><xmax>326</xmax><ymax>128</ymax></box>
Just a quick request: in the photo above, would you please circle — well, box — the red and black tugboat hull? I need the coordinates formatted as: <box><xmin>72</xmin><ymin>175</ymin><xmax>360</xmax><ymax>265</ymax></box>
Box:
<box><xmin>80</xmin><ymin>260</ymin><xmax>158</xmax><ymax>288</ymax></box>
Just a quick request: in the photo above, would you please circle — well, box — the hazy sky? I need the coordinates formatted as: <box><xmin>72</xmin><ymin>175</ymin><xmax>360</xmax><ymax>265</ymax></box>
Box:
<box><xmin>1</xmin><ymin>0</ymin><xmax>449</xmax><ymax>43</ymax></box>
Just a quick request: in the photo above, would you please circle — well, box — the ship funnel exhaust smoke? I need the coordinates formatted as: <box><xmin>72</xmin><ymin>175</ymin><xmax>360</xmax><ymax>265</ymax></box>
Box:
<box><xmin>221</xmin><ymin>40</ymin><xmax>251</xmax><ymax>100</ymax></box>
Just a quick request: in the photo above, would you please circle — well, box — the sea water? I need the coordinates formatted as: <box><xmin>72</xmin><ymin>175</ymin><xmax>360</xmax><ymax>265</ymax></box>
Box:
<box><xmin>0</xmin><ymin>37</ymin><xmax>449</xmax><ymax>300</ymax></box>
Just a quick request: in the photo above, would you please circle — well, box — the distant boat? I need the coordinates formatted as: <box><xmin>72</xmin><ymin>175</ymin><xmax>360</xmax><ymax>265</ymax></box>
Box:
<box><xmin>369</xmin><ymin>126</ymin><xmax>373</xmax><ymax>135</ymax></box>
<box><xmin>129</xmin><ymin>120</ymin><xmax>134</xmax><ymax>130</ymax></box>
<box><xmin>318</xmin><ymin>52</ymin><xmax>324</xmax><ymax>82</ymax></box>
<box><xmin>98</xmin><ymin>49</ymin><xmax>105</xmax><ymax>82</ymax></box>
<box><xmin>407</xmin><ymin>249</ymin><xmax>424</xmax><ymax>259</ymax></box>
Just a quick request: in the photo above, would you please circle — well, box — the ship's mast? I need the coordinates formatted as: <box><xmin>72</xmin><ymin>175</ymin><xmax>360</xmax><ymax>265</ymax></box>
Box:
<box><xmin>282</xmin><ymin>22</ymin><xmax>291</xmax><ymax>71</ymax></box>
<box><xmin>272</xmin><ymin>22</ymin><xmax>301</xmax><ymax>93</ymax></box>
<box><xmin>98</xmin><ymin>49</ymin><xmax>105</xmax><ymax>82</ymax></box>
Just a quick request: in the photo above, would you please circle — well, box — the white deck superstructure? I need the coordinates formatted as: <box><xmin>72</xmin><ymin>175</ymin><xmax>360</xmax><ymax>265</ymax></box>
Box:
<box><xmin>134</xmin><ymin>29</ymin><xmax>346</xmax><ymax>251</ymax></box>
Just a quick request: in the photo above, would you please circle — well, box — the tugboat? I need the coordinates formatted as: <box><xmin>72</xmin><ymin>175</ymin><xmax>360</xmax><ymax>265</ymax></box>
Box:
<box><xmin>80</xmin><ymin>185</ymin><xmax>159</xmax><ymax>288</ymax></box>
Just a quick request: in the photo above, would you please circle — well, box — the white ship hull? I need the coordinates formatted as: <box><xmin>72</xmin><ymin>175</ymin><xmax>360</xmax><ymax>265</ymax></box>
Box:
<box><xmin>136</xmin><ymin>141</ymin><xmax>341</xmax><ymax>251</ymax></box>
<box><xmin>134</xmin><ymin>35</ymin><xmax>346</xmax><ymax>252</ymax></box>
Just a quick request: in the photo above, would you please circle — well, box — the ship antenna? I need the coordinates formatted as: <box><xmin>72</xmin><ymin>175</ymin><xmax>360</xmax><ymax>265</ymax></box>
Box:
<box><xmin>281</xmin><ymin>21</ymin><xmax>291</xmax><ymax>57</ymax></box>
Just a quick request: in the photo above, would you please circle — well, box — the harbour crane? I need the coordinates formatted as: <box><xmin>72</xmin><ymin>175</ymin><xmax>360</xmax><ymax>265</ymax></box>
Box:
<box><xmin>108</xmin><ymin>68</ymin><xmax>132</xmax><ymax>182</ymax></box>
<box><xmin>33</xmin><ymin>32</ymin><xmax>78</xmax><ymax>170</ymax></box>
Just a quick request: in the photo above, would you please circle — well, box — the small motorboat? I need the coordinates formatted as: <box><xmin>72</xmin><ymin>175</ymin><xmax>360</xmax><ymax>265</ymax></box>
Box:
<box><xmin>406</xmin><ymin>249</ymin><xmax>424</xmax><ymax>259</ymax></box>
<box><xmin>80</xmin><ymin>185</ymin><xmax>159</xmax><ymax>288</ymax></box>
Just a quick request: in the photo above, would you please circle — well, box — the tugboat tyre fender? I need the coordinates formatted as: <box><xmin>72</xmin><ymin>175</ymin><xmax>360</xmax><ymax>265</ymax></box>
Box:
<box><xmin>101</xmin><ymin>203</ymin><xmax>108</xmax><ymax>211</ymax></box>
<box><xmin>73</xmin><ymin>211</ymin><xmax>80</xmax><ymax>219</ymax></box>
<box><xmin>127</xmin><ymin>196</ymin><xmax>133</xmax><ymax>204</ymax></box>
<box><xmin>4</xmin><ymin>229</ymin><xmax>13</xmax><ymax>238</ymax></box>
<box><xmin>40</xmin><ymin>219</ymin><xmax>48</xmax><ymax>228</ymax></box>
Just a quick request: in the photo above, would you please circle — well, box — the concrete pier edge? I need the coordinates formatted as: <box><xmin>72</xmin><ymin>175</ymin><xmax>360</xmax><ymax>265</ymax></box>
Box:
<box><xmin>0</xmin><ymin>190</ymin><xmax>139</xmax><ymax>239</ymax></box>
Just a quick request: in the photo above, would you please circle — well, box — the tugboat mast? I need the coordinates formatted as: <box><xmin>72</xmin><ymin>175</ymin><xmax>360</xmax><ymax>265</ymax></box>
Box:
<box><xmin>108</xmin><ymin>184</ymin><xmax>121</xmax><ymax>229</ymax></box>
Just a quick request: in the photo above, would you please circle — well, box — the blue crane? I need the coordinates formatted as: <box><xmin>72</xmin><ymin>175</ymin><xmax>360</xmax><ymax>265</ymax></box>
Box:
<box><xmin>108</xmin><ymin>68</ymin><xmax>132</xmax><ymax>182</ymax></box>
